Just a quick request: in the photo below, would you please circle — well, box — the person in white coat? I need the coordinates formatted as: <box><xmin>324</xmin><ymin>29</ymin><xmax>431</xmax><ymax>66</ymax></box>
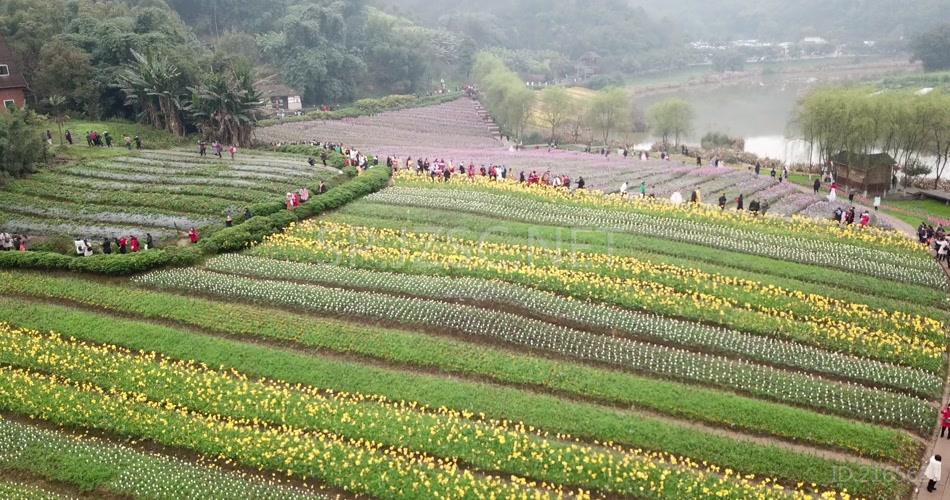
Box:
<box><xmin>926</xmin><ymin>454</ymin><xmax>942</xmax><ymax>492</ymax></box>
<box><xmin>619</xmin><ymin>181</ymin><xmax>628</xmax><ymax>197</ymax></box>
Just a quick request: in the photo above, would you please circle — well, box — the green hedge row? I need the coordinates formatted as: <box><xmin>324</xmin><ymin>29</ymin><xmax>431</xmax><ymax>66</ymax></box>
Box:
<box><xmin>0</xmin><ymin>166</ymin><xmax>392</xmax><ymax>274</ymax></box>
<box><xmin>0</xmin><ymin>246</ymin><xmax>202</xmax><ymax>275</ymax></box>
<box><xmin>199</xmin><ymin>165</ymin><xmax>391</xmax><ymax>254</ymax></box>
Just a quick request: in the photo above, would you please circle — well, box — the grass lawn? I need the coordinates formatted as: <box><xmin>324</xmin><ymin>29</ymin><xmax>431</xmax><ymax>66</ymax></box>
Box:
<box><xmin>48</xmin><ymin>119</ymin><xmax>190</xmax><ymax>162</ymax></box>
<box><xmin>884</xmin><ymin>198</ymin><xmax>950</xmax><ymax>226</ymax></box>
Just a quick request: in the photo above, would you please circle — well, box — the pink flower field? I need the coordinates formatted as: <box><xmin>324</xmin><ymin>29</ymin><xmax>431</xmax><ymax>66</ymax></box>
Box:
<box><xmin>259</xmin><ymin>97</ymin><xmax>886</xmax><ymax>223</ymax></box>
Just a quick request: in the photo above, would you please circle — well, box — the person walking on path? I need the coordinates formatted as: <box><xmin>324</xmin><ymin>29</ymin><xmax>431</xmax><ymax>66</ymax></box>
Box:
<box><xmin>926</xmin><ymin>454</ymin><xmax>942</xmax><ymax>493</ymax></box>
<box><xmin>813</xmin><ymin>178</ymin><xmax>820</xmax><ymax>194</ymax></box>
<box><xmin>940</xmin><ymin>404</ymin><xmax>950</xmax><ymax>439</ymax></box>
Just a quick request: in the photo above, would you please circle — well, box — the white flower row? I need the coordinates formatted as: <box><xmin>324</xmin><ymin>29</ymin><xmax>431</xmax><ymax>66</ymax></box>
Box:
<box><xmin>40</xmin><ymin>172</ymin><xmax>271</xmax><ymax>203</ymax></box>
<box><xmin>117</xmin><ymin>156</ymin><xmax>339</xmax><ymax>178</ymax></box>
<box><xmin>212</xmin><ymin>254</ymin><xmax>942</xmax><ymax>398</ymax></box>
<box><xmin>0</xmin><ymin>192</ymin><xmax>214</xmax><ymax>230</ymax></box>
<box><xmin>0</xmin><ymin>416</ymin><xmax>325</xmax><ymax>499</ymax></box>
<box><xmin>65</xmin><ymin>167</ymin><xmax>265</xmax><ymax>189</ymax></box>
<box><xmin>0</xmin><ymin>216</ymin><xmax>177</xmax><ymax>240</ymax></box>
<box><xmin>136</xmin><ymin>268</ymin><xmax>935</xmax><ymax>432</ymax></box>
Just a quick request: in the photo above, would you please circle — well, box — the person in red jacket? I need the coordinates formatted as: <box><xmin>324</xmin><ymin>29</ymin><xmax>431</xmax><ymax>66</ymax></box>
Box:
<box><xmin>129</xmin><ymin>236</ymin><xmax>139</xmax><ymax>253</ymax></box>
<box><xmin>188</xmin><ymin>227</ymin><xmax>199</xmax><ymax>244</ymax></box>
<box><xmin>940</xmin><ymin>403</ymin><xmax>950</xmax><ymax>439</ymax></box>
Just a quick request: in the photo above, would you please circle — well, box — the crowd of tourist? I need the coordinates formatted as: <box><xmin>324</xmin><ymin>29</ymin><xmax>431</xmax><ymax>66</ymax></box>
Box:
<box><xmin>97</xmin><ymin>233</ymin><xmax>155</xmax><ymax>255</ymax></box>
<box><xmin>0</xmin><ymin>232</ymin><xmax>28</xmax><ymax>252</ymax></box>
<box><xmin>918</xmin><ymin>222</ymin><xmax>950</xmax><ymax>264</ymax></box>
<box><xmin>198</xmin><ymin>141</ymin><xmax>238</xmax><ymax>159</ymax></box>
<box><xmin>59</xmin><ymin>129</ymin><xmax>142</xmax><ymax>150</ymax></box>
<box><xmin>267</xmin><ymin>140</ymin><xmax>377</xmax><ymax>171</ymax></box>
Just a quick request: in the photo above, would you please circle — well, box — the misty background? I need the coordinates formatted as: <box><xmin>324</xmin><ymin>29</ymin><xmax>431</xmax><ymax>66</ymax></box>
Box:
<box><xmin>3</xmin><ymin>0</ymin><xmax>948</xmax><ymax>162</ymax></box>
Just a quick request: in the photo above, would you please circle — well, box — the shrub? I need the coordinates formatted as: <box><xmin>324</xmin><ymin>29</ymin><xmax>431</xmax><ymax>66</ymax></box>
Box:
<box><xmin>0</xmin><ymin>108</ymin><xmax>47</xmax><ymax>180</ymax></box>
<box><xmin>701</xmin><ymin>131</ymin><xmax>745</xmax><ymax>150</ymax></box>
<box><xmin>0</xmin><ymin>164</ymin><xmax>392</xmax><ymax>274</ymax></box>
<box><xmin>199</xmin><ymin>166</ymin><xmax>391</xmax><ymax>254</ymax></box>
<box><xmin>0</xmin><ymin>246</ymin><xmax>202</xmax><ymax>275</ymax></box>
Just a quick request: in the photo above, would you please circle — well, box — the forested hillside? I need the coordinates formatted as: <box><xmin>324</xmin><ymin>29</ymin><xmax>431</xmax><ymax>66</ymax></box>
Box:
<box><xmin>376</xmin><ymin>0</ymin><xmax>687</xmax><ymax>78</ymax></box>
<box><xmin>0</xmin><ymin>0</ymin><xmax>468</xmax><ymax>116</ymax></box>
<box><xmin>634</xmin><ymin>0</ymin><xmax>948</xmax><ymax>43</ymax></box>
<box><xmin>167</xmin><ymin>0</ymin><xmax>470</xmax><ymax>102</ymax></box>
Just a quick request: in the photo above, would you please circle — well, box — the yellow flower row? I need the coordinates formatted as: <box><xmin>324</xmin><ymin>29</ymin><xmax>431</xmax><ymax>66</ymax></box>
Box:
<box><xmin>0</xmin><ymin>323</ymin><xmax>838</xmax><ymax>499</ymax></box>
<box><xmin>313</xmin><ymin>219</ymin><xmax>942</xmax><ymax>337</ymax></box>
<box><xmin>262</xmin><ymin>221</ymin><xmax>943</xmax><ymax>361</ymax></box>
<box><xmin>394</xmin><ymin>170</ymin><xmax>923</xmax><ymax>255</ymax></box>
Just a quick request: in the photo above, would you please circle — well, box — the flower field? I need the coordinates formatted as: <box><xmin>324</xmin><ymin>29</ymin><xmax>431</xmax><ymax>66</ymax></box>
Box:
<box><xmin>0</xmin><ymin>99</ymin><xmax>945</xmax><ymax>499</ymax></box>
<box><xmin>0</xmin><ymin>149</ymin><xmax>341</xmax><ymax>242</ymax></box>
<box><xmin>258</xmin><ymin>97</ymin><xmax>894</xmax><ymax>225</ymax></box>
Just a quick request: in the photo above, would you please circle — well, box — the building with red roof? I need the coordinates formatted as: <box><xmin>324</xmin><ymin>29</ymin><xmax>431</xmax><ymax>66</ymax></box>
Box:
<box><xmin>0</xmin><ymin>35</ymin><xmax>28</xmax><ymax>110</ymax></box>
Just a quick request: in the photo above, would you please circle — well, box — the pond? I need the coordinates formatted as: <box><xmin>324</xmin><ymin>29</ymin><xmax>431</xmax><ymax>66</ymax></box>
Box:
<box><xmin>634</xmin><ymin>79</ymin><xmax>819</xmax><ymax>164</ymax></box>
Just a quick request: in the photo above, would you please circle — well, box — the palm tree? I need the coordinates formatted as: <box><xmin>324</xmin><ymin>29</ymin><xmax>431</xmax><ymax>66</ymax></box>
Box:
<box><xmin>187</xmin><ymin>63</ymin><xmax>262</xmax><ymax>147</ymax></box>
<box><xmin>116</xmin><ymin>50</ymin><xmax>186</xmax><ymax>136</ymax></box>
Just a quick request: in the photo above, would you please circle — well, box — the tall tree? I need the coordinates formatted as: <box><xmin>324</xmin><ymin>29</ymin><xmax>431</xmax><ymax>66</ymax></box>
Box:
<box><xmin>0</xmin><ymin>108</ymin><xmax>46</xmax><ymax>178</ymax></box>
<box><xmin>31</xmin><ymin>38</ymin><xmax>95</xmax><ymax>112</ymax></box>
<box><xmin>187</xmin><ymin>63</ymin><xmax>263</xmax><ymax>147</ymax></box>
<box><xmin>116</xmin><ymin>49</ymin><xmax>187</xmax><ymax>136</ymax></box>
<box><xmin>925</xmin><ymin>93</ymin><xmax>950</xmax><ymax>187</ymax></box>
<box><xmin>46</xmin><ymin>95</ymin><xmax>68</xmax><ymax>146</ymax></box>
<box><xmin>586</xmin><ymin>87</ymin><xmax>630</xmax><ymax>146</ymax></box>
<box><xmin>537</xmin><ymin>87</ymin><xmax>572</xmax><ymax>144</ymax></box>
<box><xmin>647</xmin><ymin>98</ymin><xmax>694</xmax><ymax>146</ymax></box>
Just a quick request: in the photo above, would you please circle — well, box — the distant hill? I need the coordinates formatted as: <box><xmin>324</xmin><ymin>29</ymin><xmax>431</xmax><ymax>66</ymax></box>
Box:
<box><xmin>632</xmin><ymin>0</ymin><xmax>949</xmax><ymax>43</ymax></box>
<box><xmin>374</xmin><ymin>0</ymin><xmax>687</xmax><ymax>78</ymax></box>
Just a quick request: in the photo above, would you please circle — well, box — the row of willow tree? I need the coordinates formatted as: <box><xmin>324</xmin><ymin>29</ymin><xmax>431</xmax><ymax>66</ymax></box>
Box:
<box><xmin>794</xmin><ymin>87</ymin><xmax>950</xmax><ymax>187</ymax></box>
<box><xmin>473</xmin><ymin>53</ymin><xmax>696</xmax><ymax>148</ymax></box>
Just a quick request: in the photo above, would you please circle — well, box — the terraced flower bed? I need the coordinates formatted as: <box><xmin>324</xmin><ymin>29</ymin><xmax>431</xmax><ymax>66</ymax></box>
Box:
<box><xmin>0</xmin><ymin>98</ymin><xmax>940</xmax><ymax>499</ymax></box>
<box><xmin>0</xmin><ymin>149</ymin><xmax>341</xmax><ymax>243</ymax></box>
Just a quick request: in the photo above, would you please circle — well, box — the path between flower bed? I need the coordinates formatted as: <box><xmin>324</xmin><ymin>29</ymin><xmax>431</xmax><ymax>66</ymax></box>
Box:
<box><xmin>913</xmin><ymin>369</ymin><xmax>950</xmax><ymax>499</ymax></box>
<box><xmin>785</xmin><ymin>181</ymin><xmax>919</xmax><ymax>238</ymax></box>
